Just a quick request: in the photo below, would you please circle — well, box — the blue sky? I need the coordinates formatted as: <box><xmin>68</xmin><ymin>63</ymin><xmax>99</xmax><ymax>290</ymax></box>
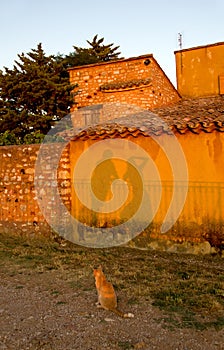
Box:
<box><xmin>1</xmin><ymin>0</ymin><xmax>224</xmax><ymax>85</ymax></box>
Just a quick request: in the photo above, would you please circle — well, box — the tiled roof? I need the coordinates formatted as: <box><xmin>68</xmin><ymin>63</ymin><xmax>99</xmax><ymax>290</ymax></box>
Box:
<box><xmin>61</xmin><ymin>96</ymin><xmax>224</xmax><ymax>141</ymax></box>
<box><xmin>69</xmin><ymin>114</ymin><xmax>172</xmax><ymax>141</ymax></box>
<box><xmin>153</xmin><ymin>95</ymin><xmax>224</xmax><ymax>134</ymax></box>
<box><xmin>100</xmin><ymin>78</ymin><xmax>152</xmax><ymax>91</ymax></box>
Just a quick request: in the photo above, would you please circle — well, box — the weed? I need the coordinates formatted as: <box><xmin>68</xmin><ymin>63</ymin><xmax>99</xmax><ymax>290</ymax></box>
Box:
<box><xmin>56</xmin><ymin>301</ymin><xmax>67</xmax><ymax>305</ymax></box>
<box><xmin>118</xmin><ymin>340</ymin><xmax>134</xmax><ymax>349</ymax></box>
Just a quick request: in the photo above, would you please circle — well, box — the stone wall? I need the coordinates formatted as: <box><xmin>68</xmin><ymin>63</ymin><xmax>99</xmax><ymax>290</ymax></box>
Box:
<box><xmin>69</xmin><ymin>54</ymin><xmax>180</xmax><ymax>128</ymax></box>
<box><xmin>0</xmin><ymin>143</ymin><xmax>71</xmax><ymax>236</ymax></box>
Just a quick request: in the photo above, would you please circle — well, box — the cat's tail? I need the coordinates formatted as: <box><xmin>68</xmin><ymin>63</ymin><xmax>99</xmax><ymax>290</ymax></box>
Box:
<box><xmin>111</xmin><ymin>308</ymin><xmax>134</xmax><ymax>318</ymax></box>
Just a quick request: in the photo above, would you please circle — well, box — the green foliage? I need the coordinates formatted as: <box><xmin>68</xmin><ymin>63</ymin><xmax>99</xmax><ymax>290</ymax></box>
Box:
<box><xmin>0</xmin><ymin>43</ymin><xmax>75</xmax><ymax>144</ymax></box>
<box><xmin>0</xmin><ymin>130</ymin><xmax>65</xmax><ymax>145</ymax></box>
<box><xmin>0</xmin><ymin>130</ymin><xmax>20</xmax><ymax>145</ymax></box>
<box><xmin>63</xmin><ymin>49</ymin><xmax>100</xmax><ymax>68</ymax></box>
<box><xmin>86</xmin><ymin>34</ymin><xmax>121</xmax><ymax>61</ymax></box>
<box><xmin>65</xmin><ymin>34</ymin><xmax>121</xmax><ymax>67</ymax></box>
<box><xmin>23</xmin><ymin>131</ymin><xmax>45</xmax><ymax>144</ymax></box>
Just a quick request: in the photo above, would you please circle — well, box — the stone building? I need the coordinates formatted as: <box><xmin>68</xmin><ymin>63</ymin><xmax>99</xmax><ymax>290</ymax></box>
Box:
<box><xmin>1</xmin><ymin>45</ymin><xmax>224</xmax><ymax>254</ymax></box>
<box><xmin>68</xmin><ymin>54</ymin><xmax>180</xmax><ymax>128</ymax></box>
<box><xmin>1</xmin><ymin>96</ymin><xmax>224</xmax><ymax>253</ymax></box>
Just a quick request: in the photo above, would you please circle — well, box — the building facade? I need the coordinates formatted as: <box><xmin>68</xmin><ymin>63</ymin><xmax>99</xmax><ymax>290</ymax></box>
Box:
<box><xmin>68</xmin><ymin>54</ymin><xmax>180</xmax><ymax>128</ymax></box>
<box><xmin>175</xmin><ymin>41</ymin><xmax>224</xmax><ymax>98</ymax></box>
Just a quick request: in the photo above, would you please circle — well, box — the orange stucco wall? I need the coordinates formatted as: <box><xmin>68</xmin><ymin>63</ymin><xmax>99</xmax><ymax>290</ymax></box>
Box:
<box><xmin>69</xmin><ymin>55</ymin><xmax>180</xmax><ymax>128</ymax></box>
<box><xmin>175</xmin><ymin>42</ymin><xmax>224</xmax><ymax>97</ymax></box>
<box><xmin>0</xmin><ymin>131</ymin><xmax>223</xmax><ymax>251</ymax></box>
<box><xmin>70</xmin><ymin>131</ymin><xmax>224</xmax><ymax>246</ymax></box>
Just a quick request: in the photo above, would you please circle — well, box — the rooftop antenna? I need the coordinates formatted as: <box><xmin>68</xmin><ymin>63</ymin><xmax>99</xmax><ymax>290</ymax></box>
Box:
<box><xmin>178</xmin><ymin>33</ymin><xmax>183</xmax><ymax>50</ymax></box>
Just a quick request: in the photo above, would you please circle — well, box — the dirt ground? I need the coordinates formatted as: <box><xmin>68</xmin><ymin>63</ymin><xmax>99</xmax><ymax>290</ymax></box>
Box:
<box><xmin>0</xmin><ymin>269</ymin><xmax>223</xmax><ymax>350</ymax></box>
<box><xmin>0</xmin><ymin>235</ymin><xmax>223</xmax><ymax>350</ymax></box>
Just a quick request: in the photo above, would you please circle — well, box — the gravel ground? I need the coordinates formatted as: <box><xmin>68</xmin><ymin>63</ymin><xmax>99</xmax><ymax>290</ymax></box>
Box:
<box><xmin>0</xmin><ymin>268</ymin><xmax>223</xmax><ymax>350</ymax></box>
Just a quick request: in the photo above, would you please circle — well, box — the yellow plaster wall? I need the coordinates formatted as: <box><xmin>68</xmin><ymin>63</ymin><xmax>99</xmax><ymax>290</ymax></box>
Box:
<box><xmin>175</xmin><ymin>42</ymin><xmax>224</xmax><ymax>97</ymax></box>
<box><xmin>70</xmin><ymin>131</ymin><xmax>224</xmax><ymax>245</ymax></box>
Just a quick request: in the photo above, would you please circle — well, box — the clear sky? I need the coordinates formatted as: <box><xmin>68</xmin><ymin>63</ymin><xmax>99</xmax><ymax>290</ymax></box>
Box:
<box><xmin>1</xmin><ymin>0</ymin><xmax>224</xmax><ymax>85</ymax></box>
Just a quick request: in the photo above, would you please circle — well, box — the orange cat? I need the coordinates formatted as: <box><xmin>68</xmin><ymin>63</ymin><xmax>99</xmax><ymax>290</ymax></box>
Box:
<box><xmin>93</xmin><ymin>266</ymin><xmax>134</xmax><ymax>318</ymax></box>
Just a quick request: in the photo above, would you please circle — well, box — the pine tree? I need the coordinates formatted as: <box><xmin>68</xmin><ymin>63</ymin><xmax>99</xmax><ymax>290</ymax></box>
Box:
<box><xmin>86</xmin><ymin>34</ymin><xmax>121</xmax><ymax>61</ymax></box>
<box><xmin>65</xmin><ymin>35</ymin><xmax>121</xmax><ymax>67</ymax></box>
<box><xmin>0</xmin><ymin>43</ymin><xmax>74</xmax><ymax>144</ymax></box>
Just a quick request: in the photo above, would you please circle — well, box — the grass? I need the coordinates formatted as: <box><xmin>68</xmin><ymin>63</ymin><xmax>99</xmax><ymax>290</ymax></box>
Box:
<box><xmin>0</xmin><ymin>232</ymin><xmax>224</xmax><ymax>330</ymax></box>
<box><xmin>118</xmin><ymin>341</ymin><xmax>134</xmax><ymax>349</ymax></box>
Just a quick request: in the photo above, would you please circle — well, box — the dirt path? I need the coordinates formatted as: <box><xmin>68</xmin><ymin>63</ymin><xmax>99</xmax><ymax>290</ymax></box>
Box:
<box><xmin>1</xmin><ymin>268</ymin><xmax>223</xmax><ymax>350</ymax></box>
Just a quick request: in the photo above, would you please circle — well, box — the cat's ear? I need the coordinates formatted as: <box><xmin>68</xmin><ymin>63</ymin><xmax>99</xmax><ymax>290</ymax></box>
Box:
<box><xmin>93</xmin><ymin>265</ymin><xmax>103</xmax><ymax>270</ymax></box>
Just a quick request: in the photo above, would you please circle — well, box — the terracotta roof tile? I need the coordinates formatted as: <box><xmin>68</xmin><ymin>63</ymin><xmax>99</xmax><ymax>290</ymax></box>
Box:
<box><xmin>59</xmin><ymin>96</ymin><xmax>224</xmax><ymax>141</ymax></box>
<box><xmin>100</xmin><ymin>78</ymin><xmax>152</xmax><ymax>91</ymax></box>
